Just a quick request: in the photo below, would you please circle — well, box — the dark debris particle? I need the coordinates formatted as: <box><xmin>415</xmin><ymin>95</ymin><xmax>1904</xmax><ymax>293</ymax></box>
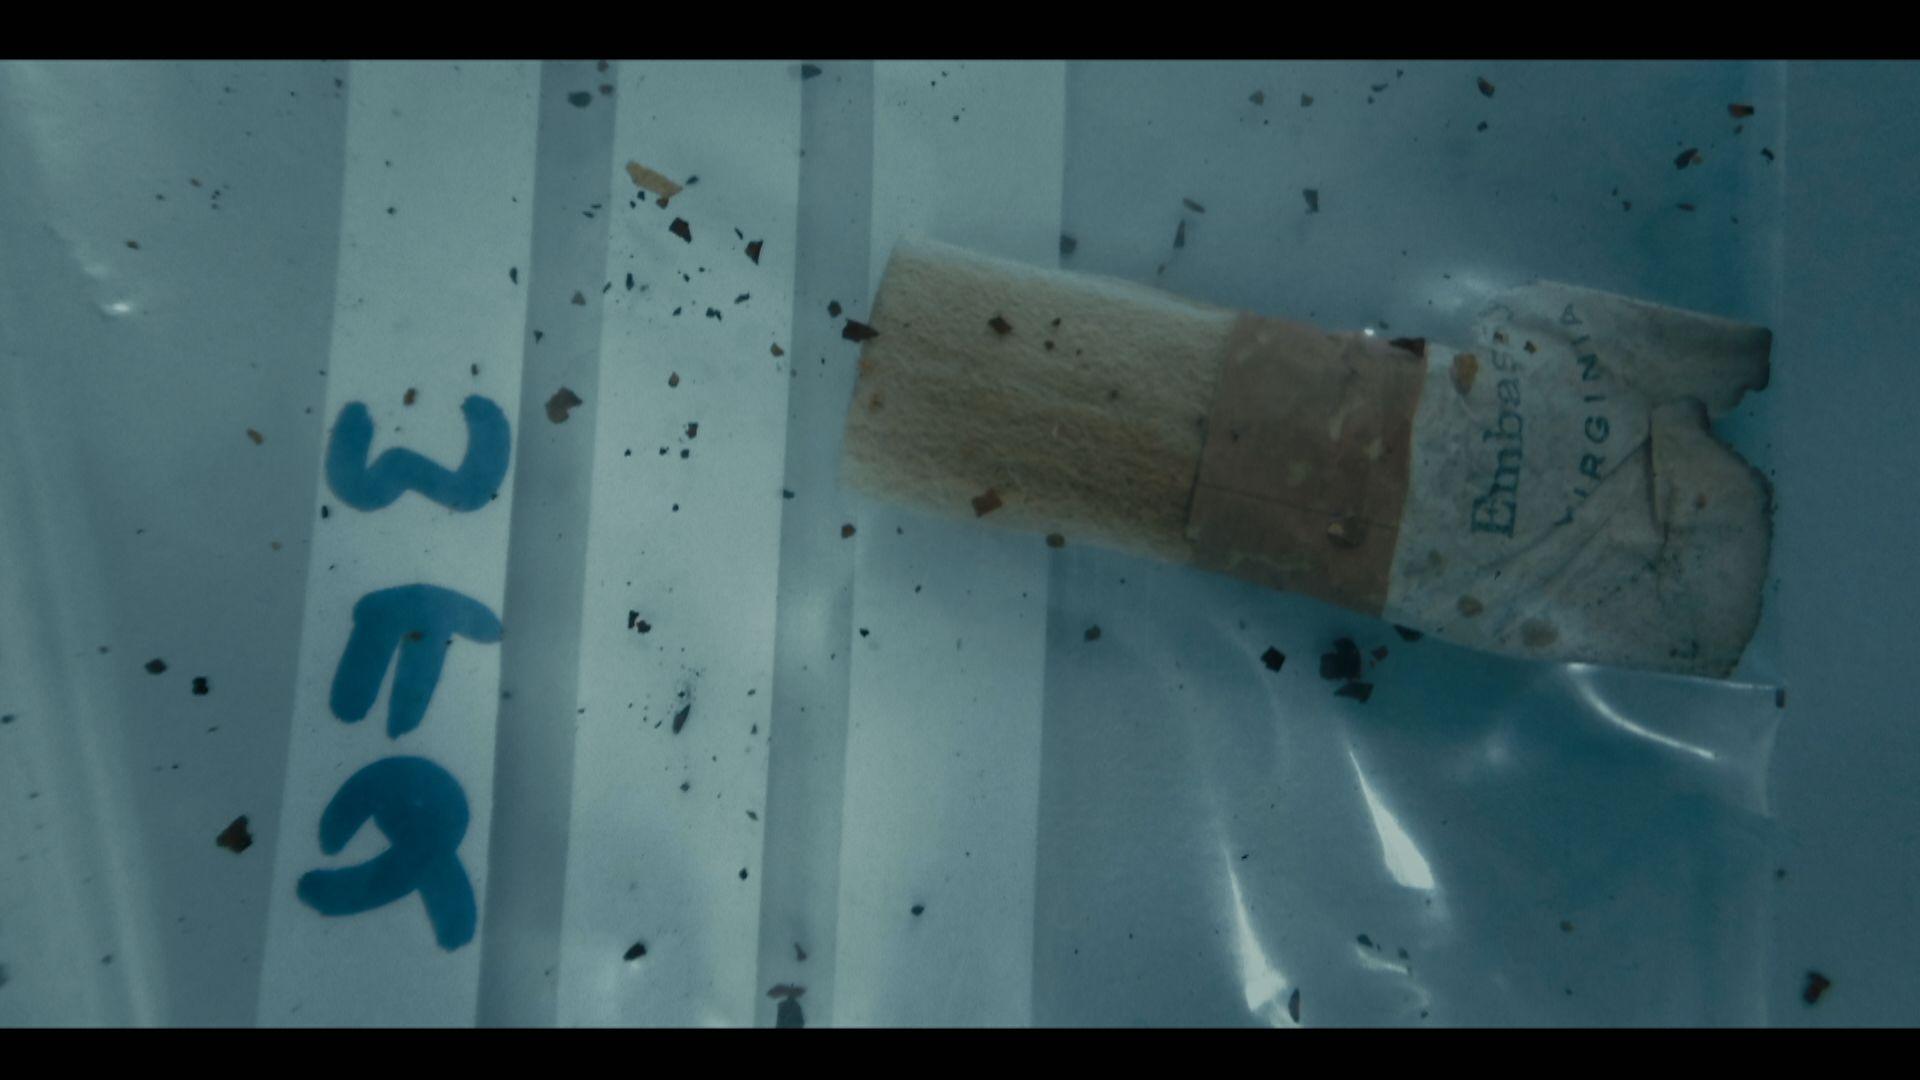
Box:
<box><xmin>734</xmin><ymin>293</ymin><xmax>750</xmax><ymax>304</ymax></box>
<box><xmin>841</xmin><ymin>523</ymin><xmax>856</xmax><ymax>538</ymax></box>
<box><xmin>1393</xmin><ymin>624</ymin><xmax>1423</xmax><ymax>642</ymax></box>
<box><xmin>1357</xmin><ymin>934</ymin><xmax>1375</xmax><ymax>948</ymax></box>
<box><xmin>599</xmin><ymin>83</ymin><xmax>613</xmax><ymax>96</ymax></box>
<box><xmin>771</xmin><ymin>344</ymin><xmax>784</xmax><ymax>357</ymax></box>
<box><xmin>745</xmin><ymin>239</ymin><xmax>764</xmax><ymax>264</ymax></box>
<box><xmin>571</xmin><ymin>291</ymin><xmax>586</xmax><ymax>306</ymax></box>
<box><xmin>680</xmin><ymin>449</ymin><xmax>689</xmax><ymax>459</ymax></box>
<box><xmin>858</xmin><ymin>628</ymin><xmax>869</xmax><ymax>638</ymax></box>
<box><xmin>775</xmin><ymin>997</ymin><xmax>804</xmax><ymax>1028</ymax></box>
<box><xmin>403</xmin><ymin>388</ymin><xmax>417</xmax><ymax>406</ymax></box>
<box><xmin>987</xmin><ymin>314</ymin><xmax>1013</xmax><ymax>335</ymax></box>
<box><xmin>1761</xmin><ymin>147</ymin><xmax>1776</xmax><ymax>162</ymax></box>
<box><xmin>509</xmin><ymin>266</ymin><xmax>518</xmax><ymax>284</ymax></box>
<box><xmin>1560</xmin><ymin>920</ymin><xmax>1575</xmax><ymax>932</ymax></box>
<box><xmin>1334</xmin><ymin>681</ymin><xmax>1374</xmax><ymax>703</ymax></box>
<box><xmin>567</xmin><ymin>91</ymin><xmax>592</xmax><ymax>108</ymax></box>
<box><xmin>1371</xmin><ymin>646</ymin><xmax>1388</xmax><ymax>662</ymax></box>
<box><xmin>1776</xmin><ymin>687</ymin><xmax>1787</xmax><ymax>709</ymax></box>
<box><xmin>667</xmin><ymin>372</ymin><xmax>680</xmax><ymax>388</ymax></box>
<box><xmin>1729</xmin><ymin>103</ymin><xmax>1756</xmax><ymax>118</ymax></box>
<box><xmin>1249</xmin><ymin>90</ymin><xmax>1266</xmax><ymax>105</ymax></box>
<box><xmin>739</xmin><ymin>868</ymin><xmax>749</xmax><ymax>880</ymax></box>
<box><xmin>625</xmin><ymin>272</ymin><xmax>634</xmax><ymax>290</ymax></box>
<box><xmin>669</xmin><ymin>218</ymin><xmax>692</xmax><ymax>243</ymax></box>
<box><xmin>970</xmin><ymin>487</ymin><xmax>1004</xmax><ymax>516</ymax></box>
<box><xmin>1677</xmin><ymin>202</ymin><xmax>1697</xmax><ymax>212</ymax></box>
<box><xmin>1388</xmin><ymin>337</ymin><xmax>1427</xmax><ymax>359</ymax></box>
<box><xmin>1477</xmin><ymin>76</ymin><xmax>1495</xmax><ymax>97</ymax></box>
<box><xmin>800</xmin><ymin>64</ymin><xmax>823</xmax><ymax>80</ymax></box>
<box><xmin>1059</xmin><ymin>233</ymin><xmax>1078</xmax><ymax>257</ymax></box>
<box><xmin>1371</xmin><ymin>82</ymin><xmax>1389</xmax><ymax>93</ymax></box>
<box><xmin>215</xmin><ymin>815</ymin><xmax>253</xmax><ymax>854</ymax></box>
<box><xmin>1803</xmin><ymin>971</ymin><xmax>1832</xmax><ymax>1005</ymax></box>
<box><xmin>1300</xmin><ymin>93</ymin><xmax>1314</xmax><ymax>107</ymax></box>
<box><xmin>842</xmin><ymin>319</ymin><xmax>879</xmax><ymax>343</ymax></box>
<box><xmin>685</xmin><ymin>422</ymin><xmax>699</xmax><ymax>439</ymax></box>
<box><xmin>1261</xmin><ymin>646</ymin><xmax>1286</xmax><ymax>672</ymax></box>
<box><xmin>1674</xmin><ymin>147</ymin><xmax>1700</xmax><ymax>169</ymax></box>
<box><xmin>146</xmin><ymin>658</ymin><xmax>168</xmax><ymax>675</ymax></box>
<box><xmin>192</xmin><ymin>676</ymin><xmax>209</xmax><ymax>696</ymax></box>
<box><xmin>1288</xmin><ymin>988</ymin><xmax>1301</xmax><ymax>1024</ymax></box>
<box><xmin>782</xmin><ymin>489</ymin><xmax>795</xmax><ymax>499</ymax></box>
<box><xmin>534</xmin><ymin>330</ymin><xmax>544</xmax><ymax>342</ymax></box>
<box><xmin>705</xmin><ymin>308</ymin><xmax>722</xmax><ymax>320</ymax></box>
<box><xmin>636</xmin><ymin>620</ymin><xmax>652</xmax><ymax>635</ymax></box>
<box><xmin>1084</xmin><ymin>625</ymin><xmax>1102</xmax><ymax>643</ymax></box>
<box><xmin>1</xmin><ymin>714</ymin><xmax>12</xmax><ymax>725</ymax></box>
<box><xmin>624</xmin><ymin>942</ymin><xmax>648</xmax><ymax>961</ymax></box>
<box><xmin>1045</xmin><ymin>532</ymin><xmax>1066</xmax><ymax>548</ymax></box>
<box><xmin>545</xmin><ymin>387</ymin><xmax>583</xmax><ymax>424</ymax></box>
<box><xmin>1303</xmin><ymin>188</ymin><xmax>1320</xmax><ymax>213</ymax></box>
<box><xmin>246</xmin><ymin>428</ymin><xmax>264</xmax><ymax>445</ymax></box>
<box><xmin>1182</xmin><ymin>197</ymin><xmax>1207</xmax><ymax>214</ymax></box>
<box><xmin>1173</xmin><ymin>219</ymin><xmax>1187</xmax><ymax>249</ymax></box>
<box><xmin>1318</xmin><ymin>639</ymin><xmax>1362</xmax><ymax>681</ymax></box>
<box><xmin>827</xmin><ymin>300</ymin><xmax>843</xmax><ymax>317</ymax></box>
<box><xmin>911</xmin><ymin>904</ymin><xmax>925</xmax><ymax>916</ymax></box>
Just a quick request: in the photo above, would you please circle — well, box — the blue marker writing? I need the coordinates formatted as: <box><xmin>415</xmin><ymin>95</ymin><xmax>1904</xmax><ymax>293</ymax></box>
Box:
<box><xmin>297</xmin><ymin>755</ymin><xmax>476</xmax><ymax>951</ymax></box>
<box><xmin>330</xmin><ymin>585</ymin><xmax>502</xmax><ymax>738</ymax></box>
<box><xmin>326</xmin><ymin>394</ymin><xmax>511</xmax><ymax>512</ymax></box>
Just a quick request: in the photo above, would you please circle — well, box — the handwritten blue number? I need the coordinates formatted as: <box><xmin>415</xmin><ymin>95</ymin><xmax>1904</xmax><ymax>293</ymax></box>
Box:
<box><xmin>330</xmin><ymin>585</ymin><xmax>502</xmax><ymax>738</ymax></box>
<box><xmin>297</xmin><ymin>756</ymin><xmax>476</xmax><ymax>951</ymax></box>
<box><xmin>325</xmin><ymin>394</ymin><xmax>511</xmax><ymax>512</ymax></box>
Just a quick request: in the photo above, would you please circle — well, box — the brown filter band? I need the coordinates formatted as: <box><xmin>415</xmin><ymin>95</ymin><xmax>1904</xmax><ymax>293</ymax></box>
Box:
<box><xmin>1184</xmin><ymin>315</ymin><xmax>1428</xmax><ymax>615</ymax></box>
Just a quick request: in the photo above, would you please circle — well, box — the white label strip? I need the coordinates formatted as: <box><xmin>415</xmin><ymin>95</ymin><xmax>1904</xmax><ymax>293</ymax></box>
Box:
<box><xmin>555</xmin><ymin>60</ymin><xmax>801</xmax><ymax>1028</ymax></box>
<box><xmin>832</xmin><ymin>60</ymin><xmax>1066</xmax><ymax>1027</ymax></box>
<box><xmin>257</xmin><ymin>61</ymin><xmax>539</xmax><ymax>1027</ymax></box>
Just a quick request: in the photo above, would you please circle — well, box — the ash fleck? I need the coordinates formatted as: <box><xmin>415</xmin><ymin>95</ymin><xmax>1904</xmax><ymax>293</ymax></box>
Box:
<box><xmin>146</xmin><ymin>658</ymin><xmax>168</xmax><ymax>675</ymax></box>
<box><xmin>1318</xmin><ymin>639</ymin><xmax>1362</xmax><ymax>681</ymax></box>
<box><xmin>842</xmin><ymin>319</ymin><xmax>879</xmax><ymax>343</ymax></box>
<box><xmin>545</xmin><ymin>387</ymin><xmax>583</xmax><ymax>424</ymax></box>
<box><xmin>192</xmin><ymin>676</ymin><xmax>209</xmax><ymax>696</ymax></box>
<box><xmin>623</xmin><ymin>942</ymin><xmax>648</xmax><ymax>961</ymax></box>
<box><xmin>669</xmin><ymin>218</ymin><xmax>693</xmax><ymax>243</ymax></box>
<box><xmin>1261</xmin><ymin>646</ymin><xmax>1286</xmax><ymax>672</ymax></box>
<box><xmin>216</xmin><ymin>815</ymin><xmax>253</xmax><ymax>854</ymax></box>
<box><xmin>1334</xmin><ymin>681</ymin><xmax>1374</xmax><ymax>703</ymax></box>
<box><xmin>1803</xmin><ymin>971</ymin><xmax>1832</xmax><ymax>1005</ymax></box>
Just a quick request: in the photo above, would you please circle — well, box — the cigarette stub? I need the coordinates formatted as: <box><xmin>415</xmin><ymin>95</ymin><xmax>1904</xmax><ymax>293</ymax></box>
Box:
<box><xmin>840</xmin><ymin>238</ymin><xmax>1771</xmax><ymax>678</ymax></box>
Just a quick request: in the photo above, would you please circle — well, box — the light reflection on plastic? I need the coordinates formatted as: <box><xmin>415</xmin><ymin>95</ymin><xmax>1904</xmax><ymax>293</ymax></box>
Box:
<box><xmin>1567</xmin><ymin>665</ymin><xmax>1717</xmax><ymax>762</ymax></box>
<box><xmin>1347</xmin><ymin>749</ymin><xmax>1437</xmax><ymax>891</ymax></box>
<box><xmin>1222</xmin><ymin>846</ymin><xmax>1297</xmax><ymax>1028</ymax></box>
<box><xmin>105</xmin><ymin>300</ymin><xmax>134</xmax><ymax>316</ymax></box>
